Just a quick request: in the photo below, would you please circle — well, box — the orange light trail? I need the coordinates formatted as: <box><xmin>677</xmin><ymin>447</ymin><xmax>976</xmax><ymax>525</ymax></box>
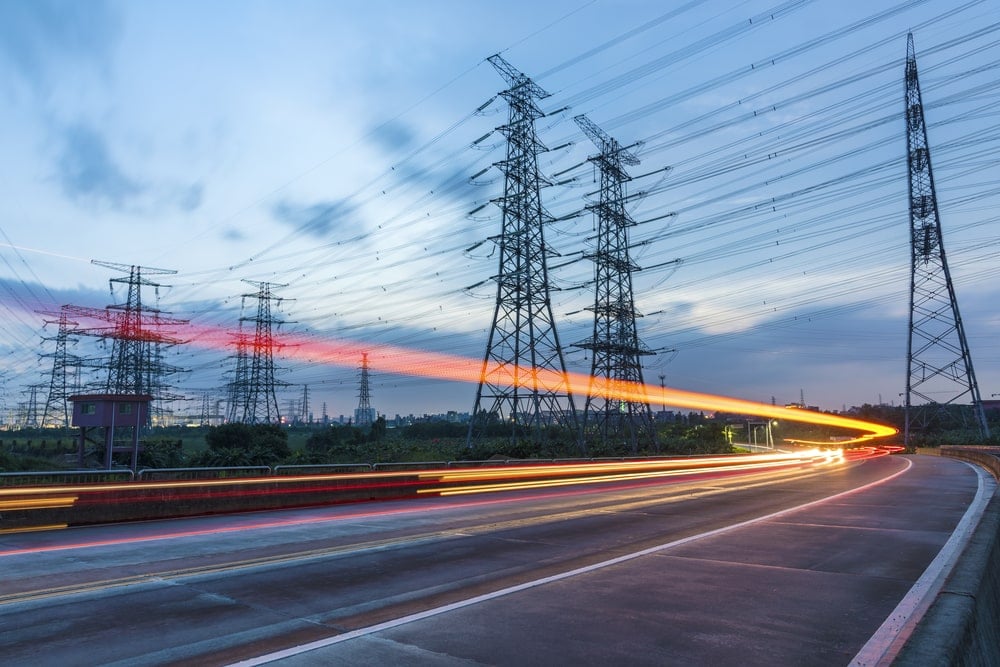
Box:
<box><xmin>414</xmin><ymin>448</ymin><xmax>845</xmax><ymax>496</ymax></box>
<box><xmin>66</xmin><ymin>316</ymin><xmax>898</xmax><ymax>442</ymax></box>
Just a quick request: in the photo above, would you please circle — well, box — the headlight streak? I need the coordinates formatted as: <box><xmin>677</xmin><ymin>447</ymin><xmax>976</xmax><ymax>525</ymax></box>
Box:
<box><xmin>0</xmin><ymin>446</ymin><xmax>900</xmax><ymax>535</ymax></box>
<box><xmin>415</xmin><ymin>449</ymin><xmax>852</xmax><ymax>497</ymax></box>
<box><xmin>422</xmin><ymin>460</ymin><xmax>812</xmax><ymax>497</ymax></box>
<box><xmin>0</xmin><ymin>445</ymin><xmax>897</xmax><ymax>548</ymax></box>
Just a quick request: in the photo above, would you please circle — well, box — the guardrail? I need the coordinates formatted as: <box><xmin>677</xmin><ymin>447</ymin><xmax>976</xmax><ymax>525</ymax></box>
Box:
<box><xmin>136</xmin><ymin>466</ymin><xmax>271</xmax><ymax>481</ymax></box>
<box><xmin>273</xmin><ymin>463</ymin><xmax>373</xmax><ymax>475</ymax></box>
<box><xmin>0</xmin><ymin>469</ymin><xmax>135</xmax><ymax>486</ymax></box>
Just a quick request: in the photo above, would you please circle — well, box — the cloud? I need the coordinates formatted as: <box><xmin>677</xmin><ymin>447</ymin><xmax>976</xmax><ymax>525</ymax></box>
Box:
<box><xmin>0</xmin><ymin>0</ymin><xmax>120</xmax><ymax>94</ymax></box>
<box><xmin>174</xmin><ymin>183</ymin><xmax>204</xmax><ymax>213</ymax></box>
<box><xmin>223</xmin><ymin>228</ymin><xmax>247</xmax><ymax>242</ymax></box>
<box><xmin>271</xmin><ymin>199</ymin><xmax>359</xmax><ymax>238</ymax></box>
<box><xmin>55</xmin><ymin>122</ymin><xmax>145</xmax><ymax>208</ymax></box>
<box><xmin>369</xmin><ymin>120</ymin><xmax>418</xmax><ymax>152</ymax></box>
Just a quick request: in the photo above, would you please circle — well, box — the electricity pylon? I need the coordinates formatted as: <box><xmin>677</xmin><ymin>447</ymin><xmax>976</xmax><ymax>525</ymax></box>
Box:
<box><xmin>66</xmin><ymin>262</ymin><xmax>187</xmax><ymax>425</ymax></box>
<box><xmin>573</xmin><ymin>114</ymin><xmax>657</xmax><ymax>453</ymax></box>
<box><xmin>356</xmin><ymin>352</ymin><xmax>373</xmax><ymax>427</ymax></box>
<box><xmin>38</xmin><ymin>307</ymin><xmax>80</xmax><ymax>429</ymax></box>
<box><xmin>467</xmin><ymin>54</ymin><xmax>579</xmax><ymax>448</ymax></box>
<box><xmin>225</xmin><ymin>328</ymin><xmax>251</xmax><ymax>423</ymax></box>
<box><xmin>903</xmin><ymin>33</ymin><xmax>989</xmax><ymax>444</ymax></box>
<box><xmin>238</xmin><ymin>280</ymin><xmax>289</xmax><ymax>425</ymax></box>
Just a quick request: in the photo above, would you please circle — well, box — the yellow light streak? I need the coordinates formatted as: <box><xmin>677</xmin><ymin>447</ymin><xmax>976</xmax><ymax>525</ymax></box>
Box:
<box><xmin>65</xmin><ymin>321</ymin><xmax>897</xmax><ymax>443</ymax></box>
<box><xmin>0</xmin><ymin>496</ymin><xmax>77</xmax><ymax>511</ymax></box>
<box><xmin>424</xmin><ymin>459</ymin><xmax>824</xmax><ymax>496</ymax></box>
<box><xmin>415</xmin><ymin>449</ymin><xmax>840</xmax><ymax>496</ymax></box>
<box><xmin>267</xmin><ymin>336</ymin><xmax>898</xmax><ymax>441</ymax></box>
<box><xmin>0</xmin><ymin>524</ymin><xmax>69</xmax><ymax>535</ymax></box>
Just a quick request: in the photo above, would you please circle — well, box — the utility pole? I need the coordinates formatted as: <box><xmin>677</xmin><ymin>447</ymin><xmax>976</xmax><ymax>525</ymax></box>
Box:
<box><xmin>903</xmin><ymin>34</ymin><xmax>989</xmax><ymax>444</ymax></box>
<box><xmin>573</xmin><ymin>114</ymin><xmax>656</xmax><ymax>453</ymax></box>
<box><xmin>467</xmin><ymin>54</ymin><xmax>579</xmax><ymax>448</ymax></box>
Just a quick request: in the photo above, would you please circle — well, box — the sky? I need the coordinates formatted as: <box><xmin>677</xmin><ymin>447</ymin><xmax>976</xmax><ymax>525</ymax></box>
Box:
<box><xmin>0</xmin><ymin>0</ymin><xmax>998</xmax><ymax>423</ymax></box>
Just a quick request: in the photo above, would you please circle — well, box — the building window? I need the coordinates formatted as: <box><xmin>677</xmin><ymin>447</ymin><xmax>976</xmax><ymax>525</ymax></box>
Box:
<box><xmin>82</xmin><ymin>403</ymin><xmax>96</xmax><ymax>415</ymax></box>
<box><xmin>119</xmin><ymin>403</ymin><xmax>133</xmax><ymax>415</ymax></box>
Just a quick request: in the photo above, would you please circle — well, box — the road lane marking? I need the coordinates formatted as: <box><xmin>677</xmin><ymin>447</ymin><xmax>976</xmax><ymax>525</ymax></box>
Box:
<box><xmin>230</xmin><ymin>457</ymin><xmax>913</xmax><ymax>666</ymax></box>
<box><xmin>848</xmin><ymin>460</ymin><xmax>994</xmax><ymax>667</ymax></box>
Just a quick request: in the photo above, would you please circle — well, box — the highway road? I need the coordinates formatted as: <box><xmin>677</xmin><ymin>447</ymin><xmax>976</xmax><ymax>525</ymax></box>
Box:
<box><xmin>0</xmin><ymin>453</ymin><xmax>989</xmax><ymax>666</ymax></box>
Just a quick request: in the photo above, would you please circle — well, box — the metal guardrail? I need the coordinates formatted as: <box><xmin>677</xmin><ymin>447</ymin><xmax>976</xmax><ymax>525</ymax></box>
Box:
<box><xmin>273</xmin><ymin>463</ymin><xmax>373</xmax><ymax>475</ymax></box>
<box><xmin>136</xmin><ymin>466</ymin><xmax>271</xmax><ymax>481</ymax></box>
<box><xmin>0</xmin><ymin>469</ymin><xmax>135</xmax><ymax>486</ymax></box>
<box><xmin>372</xmin><ymin>461</ymin><xmax>449</xmax><ymax>471</ymax></box>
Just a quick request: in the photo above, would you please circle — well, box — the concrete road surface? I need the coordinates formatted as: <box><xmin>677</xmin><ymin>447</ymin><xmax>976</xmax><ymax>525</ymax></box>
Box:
<box><xmin>0</xmin><ymin>454</ymin><xmax>987</xmax><ymax>666</ymax></box>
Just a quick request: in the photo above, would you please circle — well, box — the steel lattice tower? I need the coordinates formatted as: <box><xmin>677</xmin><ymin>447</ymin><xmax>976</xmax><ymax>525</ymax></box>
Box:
<box><xmin>38</xmin><ymin>308</ymin><xmax>80</xmax><ymax>429</ymax></box>
<box><xmin>67</xmin><ymin>262</ymin><xmax>187</xmax><ymax>425</ymax></box>
<box><xmin>903</xmin><ymin>34</ymin><xmax>989</xmax><ymax>444</ymax></box>
<box><xmin>19</xmin><ymin>384</ymin><xmax>42</xmax><ymax>428</ymax></box>
<box><xmin>467</xmin><ymin>54</ymin><xmax>579</xmax><ymax>447</ymax></box>
<box><xmin>225</xmin><ymin>329</ymin><xmax>251</xmax><ymax>423</ymax></box>
<box><xmin>573</xmin><ymin>115</ymin><xmax>657</xmax><ymax>453</ymax></box>
<box><xmin>100</xmin><ymin>263</ymin><xmax>184</xmax><ymax>399</ymax></box>
<box><xmin>300</xmin><ymin>384</ymin><xmax>310</xmax><ymax>425</ymax></box>
<box><xmin>239</xmin><ymin>280</ymin><xmax>288</xmax><ymax>425</ymax></box>
<box><xmin>356</xmin><ymin>352</ymin><xmax>373</xmax><ymax>427</ymax></box>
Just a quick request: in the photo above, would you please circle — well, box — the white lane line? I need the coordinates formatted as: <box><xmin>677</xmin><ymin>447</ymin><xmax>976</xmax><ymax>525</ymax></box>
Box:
<box><xmin>230</xmin><ymin>458</ymin><xmax>913</xmax><ymax>666</ymax></box>
<box><xmin>849</xmin><ymin>460</ymin><xmax>995</xmax><ymax>667</ymax></box>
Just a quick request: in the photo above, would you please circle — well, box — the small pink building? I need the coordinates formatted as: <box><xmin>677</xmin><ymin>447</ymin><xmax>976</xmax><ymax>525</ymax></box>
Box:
<box><xmin>69</xmin><ymin>394</ymin><xmax>152</xmax><ymax>470</ymax></box>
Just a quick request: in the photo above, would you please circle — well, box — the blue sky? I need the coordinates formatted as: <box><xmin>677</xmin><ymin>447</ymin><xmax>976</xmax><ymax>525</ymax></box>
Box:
<box><xmin>0</xmin><ymin>0</ymin><xmax>998</xmax><ymax>421</ymax></box>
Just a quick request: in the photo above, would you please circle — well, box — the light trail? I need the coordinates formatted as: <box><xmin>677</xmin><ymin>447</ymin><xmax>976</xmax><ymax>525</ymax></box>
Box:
<box><xmin>59</xmin><ymin>313</ymin><xmax>897</xmax><ymax>442</ymax></box>
<box><xmin>3</xmin><ymin>448</ymin><xmax>914</xmax><ymax>533</ymax></box>
<box><xmin>0</xmin><ymin>452</ymin><xmax>845</xmax><ymax>555</ymax></box>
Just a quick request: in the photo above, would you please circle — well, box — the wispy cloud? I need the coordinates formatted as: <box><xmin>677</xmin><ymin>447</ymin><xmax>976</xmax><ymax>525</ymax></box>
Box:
<box><xmin>369</xmin><ymin>120</ymin><xmax>417</xmax><ymax>153</ymax></box>
<box><xmin>0</xmin><ymin>0</ymin><xmax>120</xmax><ymax>94</ymax></box>
<box><xmin>55</xmin><ymin>122</ymin><xmax>145</xmax><ymax>208</ymax></box>
<box><xmin>271</xmin><ymin>199</ymin><xmax>359</xmax><ymax>238</ymax></box>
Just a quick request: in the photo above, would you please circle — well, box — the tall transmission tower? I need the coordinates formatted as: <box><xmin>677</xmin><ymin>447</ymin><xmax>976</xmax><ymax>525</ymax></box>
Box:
<box><xmin>66</xmin><ymin>262</ymin><xmax>187</xmax><ymax>424</ymax></box>
<box><xmin>903</xmin><ymin>34</ymin><xmax>989</xmax><ymax>444</ymax></box>
<box><xmin>573</xmin><ymin>114</ymin><xmax>657</xmax><ymax>453</ymax></box>
<box><xmin>225</xmin><ymin>328</ymin><xmax>251</xmax><ymax>423</ymax></box>
<box><xmin>300</xmin><ymin>384</ymin><xmax>310</xmax><ymax>424</ymax></box>
<box><xmin>19</xmin><ymin>384</ymin><xmax>43</xmax><ymax>428</ymax></box>
<box><xmin>238</xmin><ymin>280</ymin><xmax>289</xmax><ymax>425</ymax></box>
<box><xmin>356</xmin><ymin>352</ymin><xmax>373</xmax><ymax>427</ymax></box>
<box><xmin>38</xmin><ymin>308</ymin><xmax>80</xmax><ymax>429</ymax></box>
<box><xmin>467</xmin><ymin>54</ymin><xmax>579</xmax><ymax>447</ymax></box>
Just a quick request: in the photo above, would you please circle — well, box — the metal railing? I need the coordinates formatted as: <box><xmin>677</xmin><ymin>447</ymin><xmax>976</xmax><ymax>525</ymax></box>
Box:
<box><xmin>136</xmin><ymin>466</ymin><xmax>271</xmax><ymax>481</ymax></box>
<box><xmin>0</xmin><ymin>469</ymin><xmax>135</xmax><ymax>486</ymax></box>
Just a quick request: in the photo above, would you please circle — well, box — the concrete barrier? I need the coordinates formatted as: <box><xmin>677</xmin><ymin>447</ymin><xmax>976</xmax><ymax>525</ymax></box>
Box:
<box><xmin>895</xmin><ymin>447</ymin><xmax>1000</xmax><ymax>666</ymax></box>
<box><xmin>0</xmin><ymin>472</ymin><xmax>425</xmax><ymax>531</ymax></box>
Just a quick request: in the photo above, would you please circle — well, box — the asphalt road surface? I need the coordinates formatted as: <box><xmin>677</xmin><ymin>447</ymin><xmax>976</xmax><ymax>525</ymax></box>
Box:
<box><xmin>0</xmin><ymin>454</ymin><xmax>985</xmax><ymax>666</ymax></box>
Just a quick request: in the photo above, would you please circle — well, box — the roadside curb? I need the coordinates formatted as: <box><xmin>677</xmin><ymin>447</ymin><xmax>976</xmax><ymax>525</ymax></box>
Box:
<box><xmin>895</xmin><ymin>449</ymin><xmax>1000</xmax><ymax>665</ymax></box>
